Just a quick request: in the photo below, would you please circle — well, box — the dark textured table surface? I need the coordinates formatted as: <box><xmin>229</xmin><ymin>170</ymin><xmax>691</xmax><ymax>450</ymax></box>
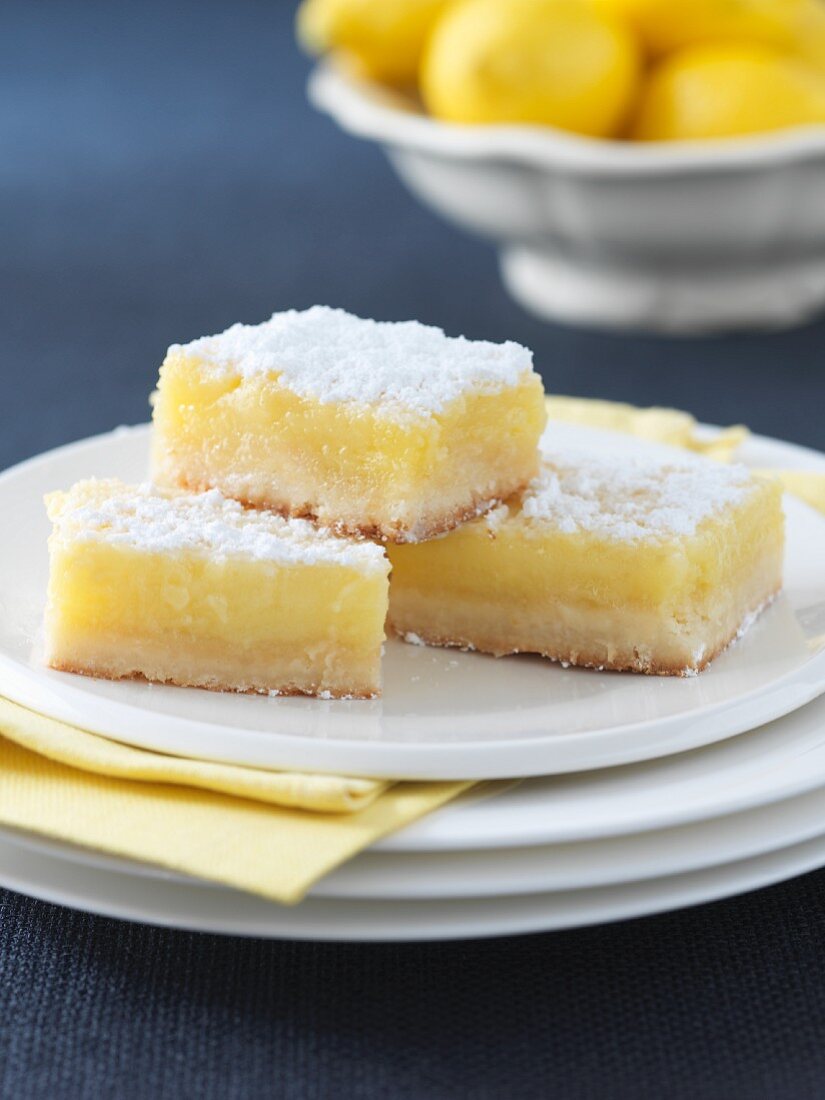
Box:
<box><xmin>2</xmin><ymin>2</ymin><xmax>825</xmax><ymax>1097</ymax></box>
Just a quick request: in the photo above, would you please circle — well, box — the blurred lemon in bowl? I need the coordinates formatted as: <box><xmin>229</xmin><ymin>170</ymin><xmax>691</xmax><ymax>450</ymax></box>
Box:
<box><xmin>299</xmin><ymin>0</ymin><xmax>825</xmax><ymax>145</ymax></box>
<box><xmin>419</xmin><ymin>0</ymin><xmax>641</xmax><ymax>137</ymax></box>
<box><xmin>633</xmin><ymin>42</ymin><xmax>825</xmax><ymax>140</ymax></box>
<box><xmin>594</xmin><ymin>0</ymin><xmax>825</xmax><ymax>70</ymax></box>
<box><xmin>296</xmin><ymin>0</ymin><xmax>452</xmax><ymax>84</ymax></box>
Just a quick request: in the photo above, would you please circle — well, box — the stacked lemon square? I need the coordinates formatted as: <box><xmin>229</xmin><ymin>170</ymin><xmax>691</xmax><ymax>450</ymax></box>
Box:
<box><xmin>44</xmin><ymin>306</ymin><xmax>784</xmax><ymax>698</ymax></box>
<box><xmin>387</xmin><ymin>432</ymin><xmax>784</xmax><ymax>676</ymax></box>
<box><xmin>44</xmin><ymin>479</ymin><xmax>391</xmax><ymax>699</ymax></box>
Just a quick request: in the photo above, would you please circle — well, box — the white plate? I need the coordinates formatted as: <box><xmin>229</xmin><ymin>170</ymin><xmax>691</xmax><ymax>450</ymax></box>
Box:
<box><xmin>380</xmin><ymin>692</ymin><xmax>825</xmax><ymax>850</ymax></box>
<box><xmin>1</xmin><ymin>424</ymin><xmax>824</xmax><ymax>780</ymax></box>
<box><xmin>5</xmin><ymin>774</ymin><xmax>825</xmax><ymax>899</ymax></box>
<box><xmin>325</xmin><ymin>784</ymin><xmax>825</xmax><ymax>897</ymax></box>
<box><xmin>2</xmin><ymin>829</ymin><xmax>825</xmax><ymax>940</ymax></box>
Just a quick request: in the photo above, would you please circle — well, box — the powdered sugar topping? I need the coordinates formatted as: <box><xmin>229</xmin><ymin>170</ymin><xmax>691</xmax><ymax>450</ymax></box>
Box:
<box><xmin>167</xmin><ymin>306</ymin><xmax>534</xmax><ymax>420</ymax></box>
<box><xmin>492</xmin><ymin>440</ymin><xmax>755</xmax><ymax>542</ymax></box>
<box><xmin>48</xmin><ymin>480</ymin><xmax>387</xmax><ymax>573</ymax></box>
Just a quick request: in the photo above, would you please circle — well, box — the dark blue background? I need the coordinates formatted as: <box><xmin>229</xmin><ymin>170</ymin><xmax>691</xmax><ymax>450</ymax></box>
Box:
<box><xmin>2</xmin><ymin>2</ymin><xmax>825</xmax><ymax>1097</ymax></box>
<box><xmin>2</xmin><ymin>0</ymin><xmax>823</xmax><ymax>474</ymax></box>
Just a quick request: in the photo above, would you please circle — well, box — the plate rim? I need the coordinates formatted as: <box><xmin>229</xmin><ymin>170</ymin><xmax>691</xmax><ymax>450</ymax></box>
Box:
<box><xmin>4</xmin><ymin>774</ymin><xmax>825</xmax><ymax>900</ymax></box>
<box><xmin>1</xmin><ymin>827</ymin><xmax>824</xmax><ymax>940</ymax></box>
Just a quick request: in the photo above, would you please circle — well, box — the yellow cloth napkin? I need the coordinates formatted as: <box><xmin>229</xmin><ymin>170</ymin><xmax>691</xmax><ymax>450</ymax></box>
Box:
<box><xmin>545</xmin><ymin>395</ymin><xmax>750</xmax><ymax>461</ymax></box>
<box><xmin>760</xmin><ymin>470</ymin><xmax>825</xmax><ymax>514</ymax></box>
<box><xmin>547</xmin><ymin>396</ymin><xmax>825</xmax><ymax>504</ymax></box>
<box><xmin>0</xmin><ymin>697</ymin><xmax>470</xmax><ymax>904</ymax></box>
<box><xmin>0</xmin><ymin>696</ymin><xmax>387</xmax><ymax>814</ymax></box>
<box><xmin>2</xmin><ymin>395</ymin><xmax>822</xmax><ymax>907</ymax></box>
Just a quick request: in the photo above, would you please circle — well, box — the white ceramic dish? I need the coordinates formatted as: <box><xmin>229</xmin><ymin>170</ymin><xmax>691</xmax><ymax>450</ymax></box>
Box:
<box><xmin>309</xmin><ymin>64</ymin><xmax>825</xmax><ymax>333</ymax></box>
<box><xmin>1</xmin><ymin>423</ymin><xmax>823</xmax><ymax>780</ymax></box>
<box><xmin>5</xmin><ymin>759</ymin><xmax>825</xmax><ymax>898</ymax></box>
<box><xmin>3</xmin><ymin>830</ymin><xmax>825</xmax><ymax>940</ymax></box>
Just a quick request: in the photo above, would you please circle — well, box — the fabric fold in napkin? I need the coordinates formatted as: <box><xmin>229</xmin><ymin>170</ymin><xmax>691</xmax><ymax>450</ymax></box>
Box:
<box><xmin>0</xmin><ymin>698</ymin><xmax>470</xmax><ymax>905</ymax></box>
<box><xmin>545</xmin><ymin>395</ymin><xmax>750</xmax><ymax>461</ymax></box>
<box><xmin>3</xmin><ymin>396</ymin><xmax>823</xmax><ymax>908</ymax></box>
<box><xmin>763</xmin><ymin>470</ymin><xmax>825</xmax><ymax>515</ymax></box>
<box><xmin>0</xmin><ymin>697</ymin><xmax>387</xmax><ymax>813</ymax></box>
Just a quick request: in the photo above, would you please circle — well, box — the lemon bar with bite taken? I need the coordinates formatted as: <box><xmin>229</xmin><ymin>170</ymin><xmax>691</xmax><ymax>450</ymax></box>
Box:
<box><xmin>387</xmin><ymin>433</ymin><xmax>784</xmax><ymax>676</ymax></box>
<box><xmin>151</xmin><ymin>306</ymin><xmax>546</xmax><ymax>543</ymax></box>
<box><xmin>45</xmin><ymin>479</ymin><xmax>390</xmax><ymax>698</ymax></box>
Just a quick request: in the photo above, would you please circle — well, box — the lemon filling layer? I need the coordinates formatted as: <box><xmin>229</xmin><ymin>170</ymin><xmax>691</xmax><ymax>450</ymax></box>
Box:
<box><xmin>388</xmin><ymin>444</ymin><xmax>785</xmax><ymax>675</ymax></box>
<box><xmin>45</xmin><ymin>479</ymin><xmax>390</xmax><ymax>698</ymax></box>
<box><xmin>151</xmin><ymin>306</ymin><xmax>546</xmax><ymax>542</ymax></box>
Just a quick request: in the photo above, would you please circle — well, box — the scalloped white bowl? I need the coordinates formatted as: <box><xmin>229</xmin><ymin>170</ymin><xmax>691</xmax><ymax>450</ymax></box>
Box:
<box><xmin>309</xmin><ymin>63</ymin><xmax>825</xmax><ymax>333</ymax></box>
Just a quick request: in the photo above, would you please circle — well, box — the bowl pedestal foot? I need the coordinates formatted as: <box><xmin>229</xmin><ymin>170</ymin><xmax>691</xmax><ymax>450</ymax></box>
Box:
<box><xmin>501</xmin><ymin>245</ymin><xmax>825</xmax><ymax>334</ymax></box>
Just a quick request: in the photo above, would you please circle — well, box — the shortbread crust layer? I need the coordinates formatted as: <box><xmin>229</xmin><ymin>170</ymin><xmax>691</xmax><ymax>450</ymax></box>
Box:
<box><xmin>49</xmin><ymin>644</ymin><xmax>381</xmax><ymax>700</ymax></box>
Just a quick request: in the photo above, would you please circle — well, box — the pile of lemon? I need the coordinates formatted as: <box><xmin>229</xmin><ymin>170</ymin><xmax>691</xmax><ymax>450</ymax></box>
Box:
<box><xmin>297</xmin><ymin>0</ymin><xmax>825</xmax><ymax>141</ymax></box>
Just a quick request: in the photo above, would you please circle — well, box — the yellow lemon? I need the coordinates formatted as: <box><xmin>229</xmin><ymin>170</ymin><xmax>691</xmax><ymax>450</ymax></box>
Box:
<box><xmin>420</xmin><ymin>0</ymin><xmax>641</xmax><ymax>137</ymax></box>
<box><xmin>593</xmin><ymin>0</ymin><xmax>825</xmax><ymax>65</ymax></box>
<box><xmin>632</xmin><ymin>43</ymin><xmax>825</xmax><ymax>140</ymax></box>
<box><xmin>296</xmin><ymin>0</ymin><xmax>451</xmax><ymax>85</ymax></box>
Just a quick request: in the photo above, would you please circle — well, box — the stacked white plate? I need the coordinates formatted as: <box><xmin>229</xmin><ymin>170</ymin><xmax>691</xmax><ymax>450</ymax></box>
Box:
<box><xmin>0</xmin><ymin>423</ymin><xmax>824</xmax><ymax>941</ymax></box>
